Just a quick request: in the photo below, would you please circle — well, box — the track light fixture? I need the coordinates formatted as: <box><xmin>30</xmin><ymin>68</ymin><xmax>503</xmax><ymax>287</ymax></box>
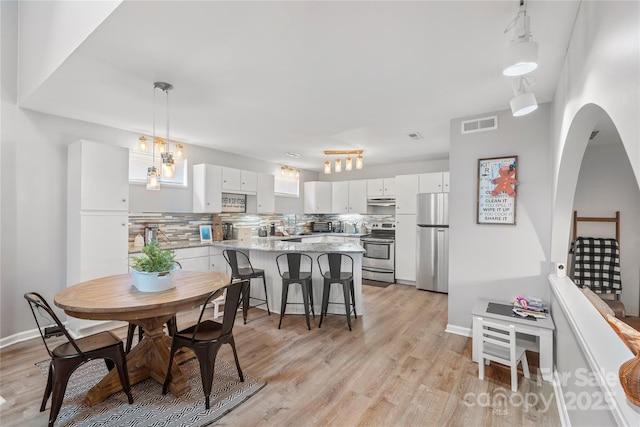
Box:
<box><xmin>510</xmin><ymin>76</ymin><xmax>538</xmax><ymax>117</ymax></box>
<box><xmin>323</xmin><ymin>150</ymin><xmax>364</xmax><ymax>174</ymax></box>
<box><xmin>503</xmin><ymin>0</ymin><xmax>538</xmax><ymax>77</ymax></box>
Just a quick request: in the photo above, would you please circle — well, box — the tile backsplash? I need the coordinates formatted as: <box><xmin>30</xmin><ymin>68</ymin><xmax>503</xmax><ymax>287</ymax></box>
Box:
<box><xmin>128</xmin><ymin>212</ymin><xmax>395</xmax><ymax>246</ymax></box>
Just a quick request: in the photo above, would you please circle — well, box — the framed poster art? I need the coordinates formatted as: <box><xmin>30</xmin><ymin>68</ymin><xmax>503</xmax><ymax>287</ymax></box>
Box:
<box><xmin>199</xmin><ymin>225</ymin><xmax>213</xmax><ymax>243</ymax></box>
<box><xmin>221</xmin><ymin>193</ymin><xmax>246</xmax><ymax>213</ymax></box>
<box><xmin>477</xmin><ymin>155</ymin><xmax>518</xmax><ymax>225</ymax></box>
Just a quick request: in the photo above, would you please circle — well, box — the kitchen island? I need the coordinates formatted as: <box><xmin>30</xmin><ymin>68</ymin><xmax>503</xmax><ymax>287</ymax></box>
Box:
<box><xmin>210</xmin><ymin>238</ymin><xmax>365</xmax><ymax>316</ymax></box>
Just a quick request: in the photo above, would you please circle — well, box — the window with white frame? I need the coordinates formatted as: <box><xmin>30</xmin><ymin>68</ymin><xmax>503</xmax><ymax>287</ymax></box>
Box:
<box><xmin>129</xmin><ymin>150</ymin><xmax>188</xmax><ymax>187</ymax></box>
<box><xmin>274</xmin><ymin>173</ymin><xmax>299</xmax><ymax>197</ymax></box>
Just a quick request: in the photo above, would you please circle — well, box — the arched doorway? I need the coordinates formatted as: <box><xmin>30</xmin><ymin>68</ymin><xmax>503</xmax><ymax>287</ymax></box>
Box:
<box><xmin>552</xmin><ymin>104</ymin><xmax>640</xmax><ymax>316</ymax></box>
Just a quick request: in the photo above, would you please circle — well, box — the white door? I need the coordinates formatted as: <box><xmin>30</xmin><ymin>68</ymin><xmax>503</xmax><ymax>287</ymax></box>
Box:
<box><xmin>222</xmin><ymin>167</ymin><xmax>241</xmax><ymax>191</ymax></box>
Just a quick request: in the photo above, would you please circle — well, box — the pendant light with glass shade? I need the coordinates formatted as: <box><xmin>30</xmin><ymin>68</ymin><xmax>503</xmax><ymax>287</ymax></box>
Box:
<box><xmin>146</xmin><ymin>82</ymin><xmax>174</xmax><ymax>190</ymax></box>
<box><xmin>323</xmin><ymin>150</ymin><xmax>363</xmax><ymax>174</ymax></box>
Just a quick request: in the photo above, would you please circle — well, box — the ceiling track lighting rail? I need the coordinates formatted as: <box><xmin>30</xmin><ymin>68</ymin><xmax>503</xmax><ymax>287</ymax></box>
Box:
<box><xmin>503</xmin><ymin>0</ymin><xmax>538</xmax><ymax>117</ymax></box>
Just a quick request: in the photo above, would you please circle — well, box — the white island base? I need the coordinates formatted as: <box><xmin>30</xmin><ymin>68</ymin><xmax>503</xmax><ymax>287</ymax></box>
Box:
<box><xmin>212</xmin><ymin>240</ymin><xmax>364</xmax><ymax>317</ymax></box>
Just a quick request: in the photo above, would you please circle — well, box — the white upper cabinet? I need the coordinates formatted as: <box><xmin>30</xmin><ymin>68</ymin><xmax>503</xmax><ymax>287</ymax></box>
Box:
<box><xmin>240</xmin><ymin>170</ymin><xmax>258</xmax><ymax>193</ymax></box>
<box><xmin>332</xmin><ymin>180</ymin><xmax>367</xmax><ymax>214</ymax></box>
<box><xmin>194</xmin><ymin>165</ymin><xmax>272</xmax><ymax>213</ymax></box>
<box><xmin>348</xmin><ymin>180</ymin><xmax>368</xmax><ymax>213</ymax></box>
<box><xmin>419</xmin><ymin>172</ymin><xmax>450</xmax><ymax>193</ymax></box>
<box><xmin>395</xmin><ymin>174</ymin><xmax>420</xmax><ymax>214</ymax></box>
<box><xmin>332</xmin><ymin>181</ymin><xmax>350</xmax><ymax>214</ymax></box>
<box><xmin>69</xmin><ymin>140</ymin><xmax>129</xmax><ymax>212</ymax></box>
<box><xmin>256</xmin><ymin>173</ymin><xmax>275</xmax><ymax>213</ymax></box>
<box><xmin>221</xmin><ymin>167</ymin><xmax>257</xmax><ymax>194</ymax></box>
<box><xmin>304</xmin><ymin>181</ymin><xmax>332</xmax><ymax>213</ymax></box>
<box><xmin>221</xmin><ymin>167</ymin><xmax>241</xmax><ymax>191</ymax></box>
<box><xmin>193</xmin><ymin>164</ymin><xmax>223</xmax><ymax>213</ymax></box>
<box><xmin>367</xmin><ymin>177</ymin><xmax>396</xmax><ymax>197</ymax></box>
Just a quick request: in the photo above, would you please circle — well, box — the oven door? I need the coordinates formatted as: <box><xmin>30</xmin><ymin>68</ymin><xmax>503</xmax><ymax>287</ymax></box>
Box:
<box><xmin>361</xmin><ymin>239</ymin><xmax>394</xmax><ymax>270</ymax></box>
<box><xmin>361</xmin><ymin>240</ymin><xmax>391</xmax><ymax>260</ymax></box>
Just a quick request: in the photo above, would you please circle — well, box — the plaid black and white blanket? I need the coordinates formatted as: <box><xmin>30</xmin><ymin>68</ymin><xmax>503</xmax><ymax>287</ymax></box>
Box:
<box><xmin>573</xmin><ymin>237</ymin><xmax>622</xmax><ymax>294</ymax></box>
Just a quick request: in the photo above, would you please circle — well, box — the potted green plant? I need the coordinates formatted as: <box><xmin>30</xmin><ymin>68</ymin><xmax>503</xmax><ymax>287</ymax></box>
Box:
<box><xmin>130</xmin><ymin>240</ymin><xmax>179</xmax><ymax>292</ymax></box>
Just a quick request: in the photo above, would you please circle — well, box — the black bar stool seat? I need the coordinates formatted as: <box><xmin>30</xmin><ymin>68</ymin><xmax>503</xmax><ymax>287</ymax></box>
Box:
<box><xmin>223</xmin><ymin>249</ymin><xmax>271</xmax><ymax>324</ymax></box>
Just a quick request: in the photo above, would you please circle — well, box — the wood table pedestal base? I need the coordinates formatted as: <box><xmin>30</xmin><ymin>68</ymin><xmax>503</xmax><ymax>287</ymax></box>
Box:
<box><xmin>84</xmin><ymin>316</ymin><xmax>190</xmax><ymax>406</ymax></box>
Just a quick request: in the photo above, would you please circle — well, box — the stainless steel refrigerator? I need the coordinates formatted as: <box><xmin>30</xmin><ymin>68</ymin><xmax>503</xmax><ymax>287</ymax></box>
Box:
<box><xmin>416</xmin><ymin>193</ymin><xmax>449</xmax><ymax>293</ymax></box>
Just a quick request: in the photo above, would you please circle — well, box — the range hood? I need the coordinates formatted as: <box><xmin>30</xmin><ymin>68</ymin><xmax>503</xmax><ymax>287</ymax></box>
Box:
<box><xmin>367</xmin><ymin>197</ymin><xmax>396</xmax><ymax>207</ymax></box>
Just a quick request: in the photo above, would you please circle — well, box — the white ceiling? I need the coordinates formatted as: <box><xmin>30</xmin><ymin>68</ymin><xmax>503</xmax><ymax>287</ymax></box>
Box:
<box><xmin>20</xmin><ymin>1</ymin><xmax>581</xmax><ymax>172</ymax></box>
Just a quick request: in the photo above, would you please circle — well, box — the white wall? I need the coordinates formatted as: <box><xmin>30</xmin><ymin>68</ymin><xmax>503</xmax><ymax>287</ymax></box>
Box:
<box><xmin>18</xmin><ymin>0</ymin><xmax>121</xmax><ymax>104</ymax></box>
<box><xmin>447</xmin><ymin>104</ymin><xmax>552</xmax><ymax>329</ymax></box>
<box><xmin>573</xmin><ymin>142</ymin><xmax>640</xmax><ymax>316</ymax></box>
<box><xmin>550</xmin><ymin>1</ymin><xmax>640</xmax><ymax>263</ymax></box>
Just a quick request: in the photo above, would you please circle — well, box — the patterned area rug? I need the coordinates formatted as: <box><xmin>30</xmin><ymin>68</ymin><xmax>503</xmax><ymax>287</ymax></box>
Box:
<box><xmin>36</xmin><ymin>357</ymin><xmax>265</xmax><ymax>427</ymax></box>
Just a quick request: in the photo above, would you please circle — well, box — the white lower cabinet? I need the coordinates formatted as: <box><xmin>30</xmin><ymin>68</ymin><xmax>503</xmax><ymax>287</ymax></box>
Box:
<box><xmin>174</xmin><ymin>247</ymin><xmax>210</xmax><ymax>272</ymax></box>
<box><xmin>209</xmin><ymin>247</ymin><xmax>230</xmax><ymax>276</ymax></box>
<box><xmin>395</xmin><ymin>214</ymin><xmax>417</xmax><ymax>284</ymax></box>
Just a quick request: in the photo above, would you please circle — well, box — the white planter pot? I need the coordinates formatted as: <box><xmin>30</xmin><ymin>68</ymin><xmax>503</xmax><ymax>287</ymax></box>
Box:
<box><xmin>131</xmin><ymin>266</ymin><xmax>178</xmax><ymax>292</ymax></box>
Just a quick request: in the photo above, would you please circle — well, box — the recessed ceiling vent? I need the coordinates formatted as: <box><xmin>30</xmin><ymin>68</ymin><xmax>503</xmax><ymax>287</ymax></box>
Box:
<box><xmin>408</xmin><ymin>132</ymin><xmax>423</xmax><ymax>140</ymax></box>
<box><xmin>461</xmin><ymin>115</ymin><xmax>498</xmax><ymax>134</ymax></box>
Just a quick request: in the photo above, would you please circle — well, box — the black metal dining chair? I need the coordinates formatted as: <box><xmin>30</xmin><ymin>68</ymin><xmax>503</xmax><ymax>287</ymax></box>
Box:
<box><xmin>24</xmin><ymin>292</ymin><xmax>134</xmax><ymax>427</ymax></box>
<box><xmin>223</xmin><ymin>249</ymin><xmax>271</xmax><ymax>323</ymax></box>
<box><xmin>276</xmin><ymin>253</ymin><xmax>315</xmax><ymax>330</ymax></box>
<box><xmin>162</xmin><ymin>279</ymin><xmax>248</xmax><ymax>409</ymax></box>
<box><xmin>317</xmin><ymin>253</ymin><xmax>357</xmax><ymax>331</ymax></box>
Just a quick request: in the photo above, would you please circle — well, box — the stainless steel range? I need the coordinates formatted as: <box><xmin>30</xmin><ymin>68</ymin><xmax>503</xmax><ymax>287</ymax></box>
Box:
<box><xmin>360</xmin><ymin>222</ymin><xmax>395</xmax><ymax>283</ymax></box>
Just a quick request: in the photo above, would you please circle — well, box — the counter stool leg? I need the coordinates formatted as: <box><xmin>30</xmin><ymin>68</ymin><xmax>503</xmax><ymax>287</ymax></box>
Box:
<box><xmin>342</xmin><ymin>282</ymin><xmax>352</xmax><ymax>331</ymax></box>
<box><xmin>300</xmin><ymin>282</ymin><xmax>311</xmax><ymax>330</ymax></box>
<box><xmin>241</xmin><ymin>281</ymin><xmax>250</xmax><ymax>324</ymax></box>
<box><xmin>319</xmin><ymin>282</ymin><xmax>331</xmax><ymax>328</ymax></box>
<box><xmin>350</xmin><ymin>280</ymin><xmax>357</xmax><ymax>318</ymax></box>
<box><xmin>261</xmin><ymin>275</ymin><xmax>271</xmax><ymax>315</ymax></box>
<box><xmin>279</xmin><ymin>281</ymin><xmax>289</xmax><ymax>329</ymax></box>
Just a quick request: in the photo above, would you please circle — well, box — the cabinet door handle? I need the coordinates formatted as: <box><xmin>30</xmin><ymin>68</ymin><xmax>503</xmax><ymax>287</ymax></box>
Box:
<box><xmin>122</xmin><ymin>198</ymin><xmax>127</xmax><ymax>202</ymax></box>
<box><xmin>121</xmin><ymin>223</ymin><xmax>126</xmax><ymax>227</ymax></box>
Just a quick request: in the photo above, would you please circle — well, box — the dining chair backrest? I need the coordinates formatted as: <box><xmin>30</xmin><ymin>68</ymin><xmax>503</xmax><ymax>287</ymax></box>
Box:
<box><xmin>276</xmin><ymin>253</ymin><xmax>313</xmax><ymax>279</ymax></box>
<box><xmin>223</xmin><ymin>250</ymin><xmax>253</xmax><ymax>278</ymax></box>
<box><xmin>24</xmin><ymin>292</ymin><xmax>83</xmax><ymax>358</ymax></box>
<box><xmin>317</xmin><ymin>253</ymin><xmax>354</xmax><ymax>279</ymax></box>
<box><xmin>480</xmin><ymin>318</ymin><xmax>517</xmax><ymax>364</ymax></box>
<box><xmin>190</xmin><ymin>280</ymin><xmax>247</xmax><ymax>340</ymax></box>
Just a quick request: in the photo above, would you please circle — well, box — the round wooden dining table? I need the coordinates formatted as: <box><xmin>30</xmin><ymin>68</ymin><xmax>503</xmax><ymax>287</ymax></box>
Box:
<box><xmin>55</xmin><ymin>270</ymin><xmax>229</xmax><ymax>406</ymax></box>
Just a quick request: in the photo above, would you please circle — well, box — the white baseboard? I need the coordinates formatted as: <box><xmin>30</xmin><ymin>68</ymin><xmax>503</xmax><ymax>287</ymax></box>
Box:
<box><xmin>445</xmin><ymin>324</ymin><xmax>471</xmax><ymax>337</ymax></box>
<box><xmin>0</xmin><ymin>320</ymin><xmax>125</xmax><ymax>349</ymax></box>
<box><xmin>0</xmin><ymin>327</ymin><xmax>42</xmax><ymax>350</ymax></box>
<box><xmin>553</xmin><ymin>369</ymin><xmax>572</xmax><ymax>427</ymax></box>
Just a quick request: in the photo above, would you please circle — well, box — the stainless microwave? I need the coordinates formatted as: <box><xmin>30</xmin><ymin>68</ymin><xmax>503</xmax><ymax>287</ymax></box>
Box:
<box><xmin>311</xmin><ymin>221</ymin><xmax>332</xmax><ymax>233</ymax></box>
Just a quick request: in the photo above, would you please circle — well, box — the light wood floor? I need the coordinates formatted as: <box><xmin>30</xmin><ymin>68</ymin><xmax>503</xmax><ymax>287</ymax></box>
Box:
<box><xmin>0</xmin><ymin>284</ymin><xmax>560</xmax><ymax>426</ymax></box>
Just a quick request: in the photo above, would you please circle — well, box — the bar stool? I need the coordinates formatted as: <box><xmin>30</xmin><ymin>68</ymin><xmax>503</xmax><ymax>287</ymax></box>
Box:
<box><xmin>223</xmin><ymin>249</ymin><xmax>271</xmax><ymax>324</ymax></box>
<box><xmin>276</xmin><ymin>253</ymin><xmax>315</xmax><ymax>330</ymax></box>
<box><xmin>317</xmin><ymin>253</ymin><xmax>357</xmax><ymax>331</ymax></box>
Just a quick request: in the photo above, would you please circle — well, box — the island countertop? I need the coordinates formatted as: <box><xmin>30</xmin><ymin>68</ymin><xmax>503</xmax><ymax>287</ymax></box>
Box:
<box><xmin>209</xmin><ymin>238</ymin><xmax>365</xmax><ymax>253</ymax></box>
<box><xmin>129</xmin><ymin>234</ymin><xmax>365</xmax><ymax>254</ymax></box>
